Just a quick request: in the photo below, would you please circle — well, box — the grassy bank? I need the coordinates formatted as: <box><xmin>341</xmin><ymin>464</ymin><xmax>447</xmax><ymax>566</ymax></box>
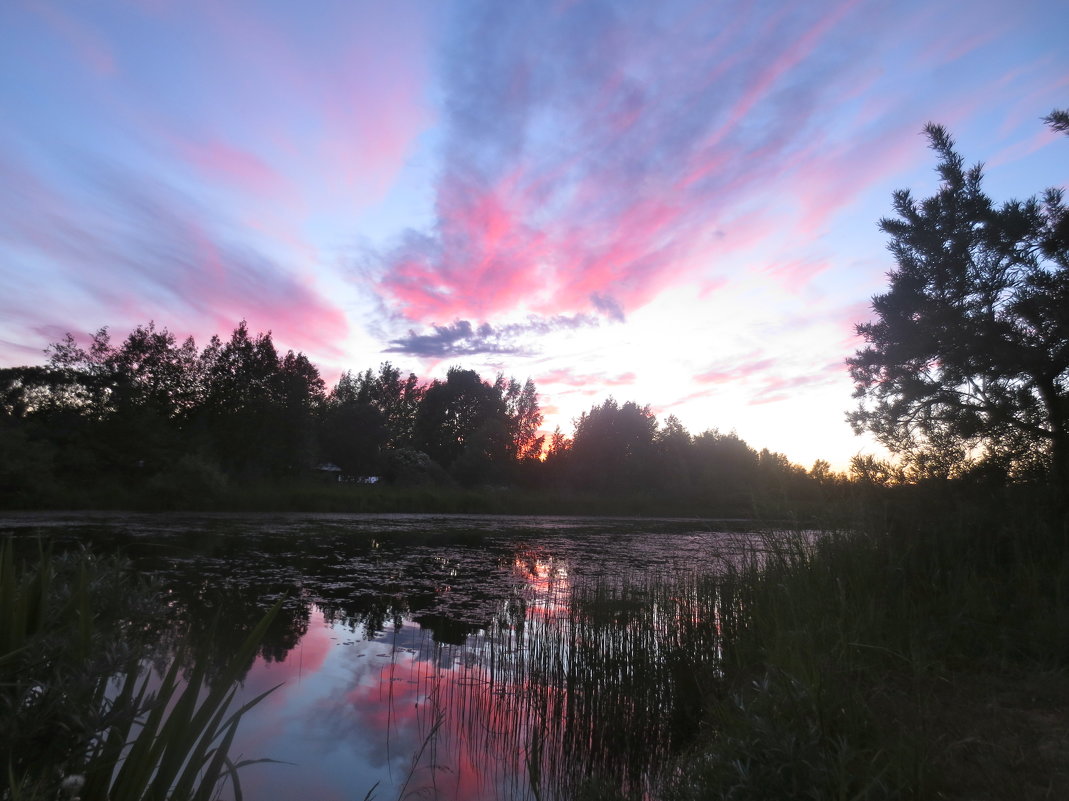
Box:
<box><xmin>2</xmin><ymin>474</ymin><xmax>845</xmax><ymax>522</ymax></box>
<box><xmin>0</xmin><ymin>474</ymin><xmax>782</xmax><ymax>519</ymax></box>
<box><xmin>662</xmin><ymin>505</ymin><xmax>1069</xmax><ymax>800</ymax></box>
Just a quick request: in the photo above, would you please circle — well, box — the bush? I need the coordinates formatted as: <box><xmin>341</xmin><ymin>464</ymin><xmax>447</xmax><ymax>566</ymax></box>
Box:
<box><xmin>0</xmin><ymin>425</ymin><xmax>55</xmax><ymax>506</ymax></box>
<box><xmin>379</xmin><ymin>447</ymin><xmax>452</xmax><ymax>487</ymax></box>
<box><xmin>146</xmin><ymin>453</ymin><xmax>229</xmax><ymax>509</ymax></box>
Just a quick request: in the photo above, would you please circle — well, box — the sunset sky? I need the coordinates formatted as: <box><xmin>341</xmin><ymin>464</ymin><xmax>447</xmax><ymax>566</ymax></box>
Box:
<box><xmin>2</xmin><ymin>0</ymin><xmax>1066</xmax><ymax>470</ymax></box>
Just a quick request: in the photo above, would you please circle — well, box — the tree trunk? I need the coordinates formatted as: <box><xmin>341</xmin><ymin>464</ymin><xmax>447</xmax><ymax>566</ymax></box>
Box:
<box><xmin>1035</xmin><ymin>375</ymin><xmax>1069</xmax><ymax>518</ymax></box>
<box><xmin>1051</xmin><ymin>432</ymin><xmax>1069</xmax><ymax>524</ymax></box>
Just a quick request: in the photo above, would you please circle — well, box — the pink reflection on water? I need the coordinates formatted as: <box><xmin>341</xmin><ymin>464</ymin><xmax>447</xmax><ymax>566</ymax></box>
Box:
<box><xmin>222</xmin><ymin>537</ymin><xmax>700</xmax><ymax>801</ymax></box>
<box><xmin>228</xmin><ymin>605</ymin><xmax>532</xmax><ymax>801</ymax></box>
<box><xmin>512</xmin><ymin>550</ymin><xmax>570</xmax><ymax>619</ymax></box>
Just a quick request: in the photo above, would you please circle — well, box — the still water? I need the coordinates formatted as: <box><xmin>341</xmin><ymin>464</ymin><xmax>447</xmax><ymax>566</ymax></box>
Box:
<box><xmin>2</xmin><ymin>513</ymin><xmax>758</xmax><ymax>800</ymax></box>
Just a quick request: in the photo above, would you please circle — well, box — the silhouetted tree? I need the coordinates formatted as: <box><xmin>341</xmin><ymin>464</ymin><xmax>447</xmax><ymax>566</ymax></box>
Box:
<box><xmin>46</xmin><ymin>327</ymin><xmax>119</xmax><ymax>418</ymax></box>
<box><xmin>412</xmin><ymin>368</ymin><xmax>508</xmax><ymax>479</ymax></box>
<box><xmin>848</xmin><ymin>120</ymin><xmax>1069</xmax><ymax>497</ymax></box>
<box><xmin>105</xmin><ymin>322</ymin><xmax>200</xmax><ymax>420</ymax></box>
<box><xmin>547</xmin><ymin>426</ymin><xmax>569</xmax><ymax>460</ymax></box>
<box><xmin>495</xmin><ymin>375</ymin><xmax>545</xmax><ymax>461</ymax></box>
<box><xmin>272</xmin><ymin>349</ymin><xmax>326</xmax><ymax>470</ymax></box>
<box><xmin>849</xmin><ymin>454</ymin><xmax>903</xmax><ymax>487</ymax></box>
<box><xmin>1</xmin><ymin>366</ymin><xmax>92</xmax><ymax>420</ymax></box>
<box><xmin>569</xmin><ymin>399</ymin><xmax>657</xmax><ymax>492</ymax></box>
<box><xmin>2</xmin><ymin>317</ymin><xmax>857</xmax><ymax>511</ymax></box>
<box><xmin>102</xmin><ymin>323</ymin><xmax>201</xmax><ymax>473</ymax></box>
<box><xmin>195</xmin><ymin>322</ymin><xmax>323</xmax><ymax>476</ymax></box>
<box><xmin>0</xmin><ymin>387</ymin><xmax>57</xmax><ymax>502</ymax></box>
<box><xmin>691</xmin><ymin>429</ymin><xmax>760</xmax><ymax>512</ymax></box>
<box><xmin>321</xmin><ymin>372</ymin><xmax>387</xmax><ymax>475</ymax></box>
<box><xmin>451</xmin><ymin>416</ymin><xmax>511</xmax><ymax>486</ymax></box>
<box><xmin>37</xmin><ymin>324</ymin><xmax>200</xmax><ymax>475</ymax></box>
<box><xmin>654</xmin><ymin>414</ymin><xmax>694</xmax><ymax>495</ymax></box>
<box><xmin>809</xmin><ymin>459</ymin><xmax>833</xmax><ymax>483</ymax></box>
<box><xmin>755</xmin><ymin>447</ymin><xmax>809</xmax><ymax>510</ymax></box>
<box><xmin>1044</xmin><ymin>108</ymin><xmax>1069</xmax><ymax>136</ymax></box>
<box><xmin>0</xmin><ymin>366</ymin><xmax>106</xmax><ymax>485</ymax></box>
<box><xmin>353</xmin><ymin>362</ymin><xmax>424</xmax><ymax>448</ymax></box>
<box><xmin>539</xmin><ymin>425</ymin><xmax>571</xmax><ymax>488</ymax></box>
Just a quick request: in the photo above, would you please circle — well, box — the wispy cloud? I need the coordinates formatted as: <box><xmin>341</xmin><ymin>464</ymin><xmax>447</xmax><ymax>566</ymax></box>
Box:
<box><xmin>538</xmin><ymin>367</ymin><xmax>637</xmax><ymax>388</ymax></box>
<box><xmin>695</xmin><ymin>356</ymin><xmax>779</xmax><ymax>385</ymax></box>
<box><xmin>2</xmin><ymin>0</ymin><xmax>1065</xmax><ymax>471</ymax></box>
<box><xmin>748</xmin><ymin>361</ymin><xmax>845</xmax><ymax>405</ymax></box>
<box><xmin>373</xmin><ymin>0</ymin><xmax>889</xmax><ymax>325</ymax></box>
<box><xmin>174</xmin><ymin>137</ymin><xmax>295</xmax><ymax>202</ymax></box>
<box><xmin>590</xmin><ymin>292</ymin><xmax>626</xmax><ymax>323</ymax></box>
<box><xmin>0</xmin><ymin>147</ymin><xmax>348</xmax><ymax>358</ymax></box>
<box><xmin>761</xmin><ymin>258</ymin><xmax>830</xmax><ymax>291</ymax></box>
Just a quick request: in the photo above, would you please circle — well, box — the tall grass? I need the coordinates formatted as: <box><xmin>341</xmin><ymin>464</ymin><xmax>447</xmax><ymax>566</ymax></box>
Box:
<box><xmin>664</xmin><ymin>509</ymin><xmax>1069</xmax><ymax>801</ymax></box>
<box><xmin>425</xmin><ymin>509</ymin><xmax>1065</xmax><ymax>799</ymax></box>
<box><xmin>311</xmin><ymin>513</ymin><xmax>1067</xmax><ymax>800</ymax></box>
<box><xmin>0</xmin><ymin>540</ymin><xmax>280</xmax><ymax>801</ymax></box>
<box><xmin>407</xmin><ymin>567</ymin><xmax>732</xmax><ymax>801</ymax></box>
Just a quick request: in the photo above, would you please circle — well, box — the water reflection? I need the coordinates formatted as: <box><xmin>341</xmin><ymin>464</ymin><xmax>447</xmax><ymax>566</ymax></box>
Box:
<box><xmin>225</xmin><ymin>570</ymin><xmax>725</xmax><ymax>799</ymax></box>
<box><xmin>1</xmin><ymin>514</ymin><xmax>753</xmax><ymax>800</ymax></box>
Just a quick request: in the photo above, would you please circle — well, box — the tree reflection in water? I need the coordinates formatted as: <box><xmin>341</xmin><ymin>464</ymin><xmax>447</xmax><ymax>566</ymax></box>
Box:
<box><xmin>215</xmin><ymin>556</ymin><xmax>725</xmax><ymax>800</ymax></box>
<box><xmin>4</xmin><ymin>515</ymin><xmax>747</xmax><ymax>800</ymax></box>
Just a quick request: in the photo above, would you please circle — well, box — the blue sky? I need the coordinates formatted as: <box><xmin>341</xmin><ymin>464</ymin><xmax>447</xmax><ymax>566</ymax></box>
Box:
<box><xmin>2</xmin><ymin>0</ymin><xmax>1066</xmax><ymax>468</ymax></box>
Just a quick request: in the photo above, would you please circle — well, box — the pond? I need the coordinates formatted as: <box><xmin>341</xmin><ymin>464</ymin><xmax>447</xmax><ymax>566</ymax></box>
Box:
<box><xmin>1</xmin><ymin>512</ymin><xmax>761</xmax><ymax>801</ymax></box>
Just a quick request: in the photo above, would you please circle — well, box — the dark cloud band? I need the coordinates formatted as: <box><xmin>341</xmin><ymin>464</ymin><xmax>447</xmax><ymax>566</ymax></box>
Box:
<box><xmin>386</xmin><ymin>313</ymin><xmax>598</xmax><ymax>358</ymax></box>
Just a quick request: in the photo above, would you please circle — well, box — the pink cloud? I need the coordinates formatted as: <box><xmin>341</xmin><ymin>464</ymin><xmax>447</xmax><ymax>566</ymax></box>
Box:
<box><xmin>762</xmin><ymin>258</ymin><xmax>830</xmax><ymax>291</ymax></box>
<box><xmin>0</xmin><ymin>146</ymin><xmax>348</xmax><ymax>363</ymax></box>
<box><xmin>694</xmin><ymin>357</ymin><xmax>778</xmax><ymax>385</ymax></box>
<box><xmin>238</xmin><ymin>607</ymin><xmax>334</xmax><ymax>707</ymax></box>
<box><xmin>383</xmin><ymin>170</ymin><xmax>557</xmax><ymax>321</ymax></box>
<box><xmin>989</xmin><ymin>95</ymin><xmax>1068</xmax><ymax>169</ymax></box>
<box><xmin>697</xmin><ymin>0</ymin><xmax>863</xmax><ymax>155</ymax></box>
<box><xmin>749</xmin><ymin>362</ymin><xmax>845</xmax><ymax>405</ymax></box>
<box><xmin>656</xmin><ymin>386</ymin><xmax>718</xmax><ymax>412</ymax></box>
<box><xmin>696</xmin><ymin>277</ymin><xmax>729</xmax><ymax>300</ymax></box>
<box><xmin>919</xmin><ymin>25</ymin><xmax>1002</xmax><ymax>68</ymax></box>
<box><xmin>785</xmin><ymin>120</ymin><xmax>924</xmax><ymax>235</ymax></box>
<box><xmin>748</xmin><ymin>393</ymin><xmax>789</xmax><ymax>406</ymax></box>
<box><xmin>538</xmin><ymin>368</ymin><xmax>636</xmax><ymax>388</ymax></box>
<box><xmin>177</xmin><ymin>138</ymin><xmax>294</xmax><ymax>200</ymax></box>
<box><xmin>372</xmin><ymin>0</ymin><xmax>902</xmax><ymax>329</ymax></box>
<box><xmin>156</xmin><ymin>1</ymin><xmax>432</xmax><ymax>212</ymax></box>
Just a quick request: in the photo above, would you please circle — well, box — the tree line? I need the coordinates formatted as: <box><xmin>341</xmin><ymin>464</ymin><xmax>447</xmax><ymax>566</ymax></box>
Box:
<box><xmin>0</xmin><ymin>320</ymin><xmax>825</xmax><ymax>511</ymax></box>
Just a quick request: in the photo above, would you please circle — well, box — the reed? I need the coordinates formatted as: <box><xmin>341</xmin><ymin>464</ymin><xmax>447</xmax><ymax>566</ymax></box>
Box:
<box><xmin>0</xmin><ymin>541</ymin><xmax>280</xmax><ymax>801</ymax></box>
<box><xmin>663</xmin><ymin>511</ymin><xmax>1069</xmax><ymax>801</ymax></box>
<box><xmin>412</xmin><ymin>566</ymin><xmax>732</xmax><ymax>800</ymax></box>
<box><xmin>422</xmin><ymin>516</ymin><xmax>1066</xmax><ymax>799</ymax></box>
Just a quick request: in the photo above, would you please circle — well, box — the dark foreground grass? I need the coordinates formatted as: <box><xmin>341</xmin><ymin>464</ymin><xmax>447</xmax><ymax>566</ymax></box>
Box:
<box><xmin>0</xmin><ymin>542</ymin><xmax>280</xmax><ymax>801</ymax></box>
<box><xmin>662</xmin><ymin>506</ymin><xmax>1069</xmax><ymax>801</ymax></box>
